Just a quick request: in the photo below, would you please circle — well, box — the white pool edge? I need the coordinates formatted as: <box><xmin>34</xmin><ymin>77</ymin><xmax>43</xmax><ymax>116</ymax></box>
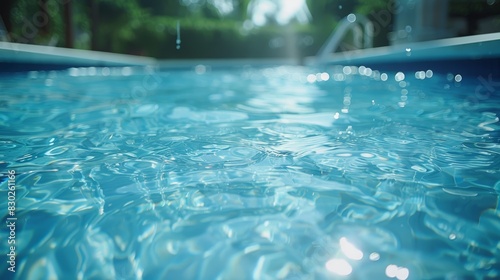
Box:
<box><xmin>305</xmin><ymin>32</ymin><xmax>500</xmax><ymax>66</ymax></box>
<box><xmin>0</xmin><ymin>41</ymin><xmax>156</xmax><ymax>67</ymax></box>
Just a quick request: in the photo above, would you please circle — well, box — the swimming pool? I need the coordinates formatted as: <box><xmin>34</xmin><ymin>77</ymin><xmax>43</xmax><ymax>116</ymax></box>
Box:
<box><xmin>1</xmin><ymin>63</ymin><xmax>499</xmax><ymax>279</ymax></box>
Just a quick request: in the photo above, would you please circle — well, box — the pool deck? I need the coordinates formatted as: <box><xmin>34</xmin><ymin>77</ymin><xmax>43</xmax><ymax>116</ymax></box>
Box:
<box><xmin>0</xmin><ymin>41</ymin><xmax>156</xmax><ymax>73</ymax></box>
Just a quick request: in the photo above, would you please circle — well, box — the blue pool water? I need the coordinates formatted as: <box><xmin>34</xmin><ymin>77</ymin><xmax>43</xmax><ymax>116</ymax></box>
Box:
<box><xmin>1</xmin><ymin>65</ymin><xmax>500</xmax><ymax>279</ymax></box>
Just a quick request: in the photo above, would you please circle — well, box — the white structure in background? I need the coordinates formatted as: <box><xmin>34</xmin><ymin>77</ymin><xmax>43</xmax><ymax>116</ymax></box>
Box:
<box><xmin>391</xmin><ymin>0</ymin><xmax>451</xmax><ymax>44</ymax></box>
<box><xmin>246</xmin><ymin>0</ymin><xmax>311</xmax><ymax>27</ymax></box>
<box><xmin>181</xmin><ymin>0</ymin><xmax>235</xmax><ymax>16</ymax></box>
<box><xmin>208</xmin><ymin>0</ymin><xmax>235</xmax><ymax>16</ymax></box>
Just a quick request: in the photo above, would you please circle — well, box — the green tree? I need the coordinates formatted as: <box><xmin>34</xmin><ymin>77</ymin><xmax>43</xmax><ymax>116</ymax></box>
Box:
<box><xmin>9</xmin><ymin>0</ymin><xmax>64</xmax><ymax>45</ymax></box>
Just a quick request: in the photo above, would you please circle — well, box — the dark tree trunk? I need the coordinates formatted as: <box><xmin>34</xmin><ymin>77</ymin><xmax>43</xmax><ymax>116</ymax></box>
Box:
<box><xmin>0</xmin><ymin>0</ymin><xmax>14</xmax><ymax>34</ymax></box>
<box><xmin>90</xmin><ymin>0</ymin><xmax>99</xmax><ymax>50</ymax></box>
<box><xmin>63</xmin><ymin>0</ymin><xmax>73</xmax><ymax>48</ymax></box>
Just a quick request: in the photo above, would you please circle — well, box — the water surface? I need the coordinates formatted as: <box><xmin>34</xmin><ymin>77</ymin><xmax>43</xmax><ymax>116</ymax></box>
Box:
<box><xmin>1</xmin><ymin>65</ymin><xmax>499</xmax><ymax>279</ymax></box>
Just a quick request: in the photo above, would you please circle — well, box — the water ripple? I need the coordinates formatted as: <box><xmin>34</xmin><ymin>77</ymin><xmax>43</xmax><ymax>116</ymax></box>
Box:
<box><xmin>2</xmin><ymin>67</ymin><xmax>499</xmax><ymax>280</ymax></box>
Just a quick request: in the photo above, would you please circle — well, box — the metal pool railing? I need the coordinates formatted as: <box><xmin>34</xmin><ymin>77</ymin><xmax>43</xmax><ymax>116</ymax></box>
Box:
<box><xmin>316</xmin><ymin>13</ymin><xmax>374</xmax><ymax>60</ymax></box>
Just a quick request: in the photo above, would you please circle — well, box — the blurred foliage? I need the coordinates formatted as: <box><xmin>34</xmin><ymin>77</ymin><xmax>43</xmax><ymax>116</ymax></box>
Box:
<box><xmin>3</xmin><ymin>0</ymin><xmax>499</xmax><ymax>58</ymax></box>
<box><xmin>4</xmin><ymin>0</ymin><xmax>342</xmax><ymax>58</ymax></box>
<box><xmin>72</xmin><ymin>2</ymin><xmax>91</xmax><ymax>49</ymax></box>
<box><xmin>9</xmin><ymin>0</ymin><xmax>63</xmax><ymax>45</ymax></box>
<box><xmin>355</xmin><ymin>0</ymin><xmax>388</xmax><ymax>15</ymax></box>
<box><xmin>95</xmin><ymin>0</ymin><xmax>152</xmax><ymax>52</ymax></box>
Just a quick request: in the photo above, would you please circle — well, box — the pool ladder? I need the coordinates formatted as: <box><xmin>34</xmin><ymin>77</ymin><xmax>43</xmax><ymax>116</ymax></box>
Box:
<box><xmin>316</xmin><ymin>13</ymin><xmax>374</xmax><ymax>60</ymax></box>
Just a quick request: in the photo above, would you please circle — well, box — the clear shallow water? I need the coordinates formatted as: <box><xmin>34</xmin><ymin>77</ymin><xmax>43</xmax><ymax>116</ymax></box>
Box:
<box><xmin>0</xmin><ymin>65</ymin><xmax>499</xmax><ymax>279</ymax></box>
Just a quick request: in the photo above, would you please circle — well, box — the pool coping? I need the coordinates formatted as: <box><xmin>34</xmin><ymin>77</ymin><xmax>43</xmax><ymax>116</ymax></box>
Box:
<box><xmin>0</xmin><ymin>41</ymin><xmax>156</xmax><ymax>72</ymax></box>
<box><xmin>304</xmin><ymin>32</ymin><xmax>500</xmax><ymax>75</ymax></box>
